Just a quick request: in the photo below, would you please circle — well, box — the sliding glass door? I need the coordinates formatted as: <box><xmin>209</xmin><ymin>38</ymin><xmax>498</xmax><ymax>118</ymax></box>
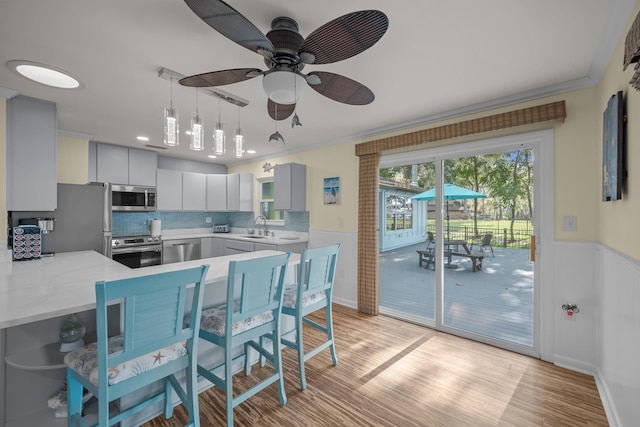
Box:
<box><xmin>379</xmin><ymin>133</ymin><xmax>544</xmax><ymax>356</ymax></box>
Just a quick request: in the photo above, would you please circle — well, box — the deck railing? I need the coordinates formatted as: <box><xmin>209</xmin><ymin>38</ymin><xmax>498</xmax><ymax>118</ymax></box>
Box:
<box><xmin>427</xmin><ymin>225</ymin><xmax>532</xmax><ymax>249</ymax></box>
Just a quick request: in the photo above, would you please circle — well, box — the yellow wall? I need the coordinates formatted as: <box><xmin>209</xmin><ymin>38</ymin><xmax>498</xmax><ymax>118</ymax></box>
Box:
<box><xmin>57</xmin><ymin>134</ymin><xmax>89</xmax><ymax>184</ymax></box>
<box><xmin>595</xmin><ymin>0</ymin><xmax>640</xmax><ymax>256</ymax></box>
<box><xmin>230</xmin><ymin>88</ymin><xmax>602</xmax><ymax>243</ymax></box>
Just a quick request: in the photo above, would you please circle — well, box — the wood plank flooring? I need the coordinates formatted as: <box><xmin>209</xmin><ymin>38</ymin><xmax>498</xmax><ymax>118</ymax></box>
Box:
<box><xmin>142</xmin><ymin>305</ymin><xmax>608</xmax><ymax>427</ymax></box>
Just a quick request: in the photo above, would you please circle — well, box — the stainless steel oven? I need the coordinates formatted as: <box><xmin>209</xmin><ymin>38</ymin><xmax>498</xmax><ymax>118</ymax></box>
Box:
<box><xmin>111</xmin><ymin>235</ymin><xmax>162</xmax><ymax>268</ymax></box>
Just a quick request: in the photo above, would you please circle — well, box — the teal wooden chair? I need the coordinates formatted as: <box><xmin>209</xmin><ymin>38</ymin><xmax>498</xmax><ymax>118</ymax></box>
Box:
<box><xmin>280</xmin><ymin>244</ymin><xmax>341</xmax><ymax>390</ymax></box>
<box><xmin>64</xmin><ymin>265</ymin><xmax>210</xmax><ymax>427</ymax></box>
<box><xmin>196</xmin><ymin>253</ymin><xmax>291</xmax><ymax>427</ymax></box>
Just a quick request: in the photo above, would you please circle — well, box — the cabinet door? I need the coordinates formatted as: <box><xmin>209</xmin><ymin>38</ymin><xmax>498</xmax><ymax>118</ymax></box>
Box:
<box><xmin>226</xmin><ymin>173</ymin><xmax>254</xmax><ymax>211</ymax></box>
<box><xmin>201</xmin><ymin>237</ymin><xmax>224</xmax><ymax>258</ymax></box>
<box><xmin>274</xmin><ymin>163</ymin><xmax>306</xmax><ymax>211</ymax></box>
<box><xmin>182</xmin><ymin>172</ymin><xmax>207</xmax><ymax>211</ymax></box>
<box><xmin>6</xmin><ymin>96</ymin><xmax>57</xmax><ymax>211</ymax></box>
<box><xmin>156</xmin><ymin>169</ymin><xmax>183</xmax><ymax>210</ymax></box>
<box><xmin>96</xmin><ymin>143</ymin><xmax>129</xmax><ymax>184</ymax></box>
<box><xmin>222</xmin><ymin>239</ymin><xmax>254</xmax><ymax>255</ymax></box>
<box><xmin>206</xmin><ymin>174</ymin><xmax>228</xmax><ymax>211</ymax></box>
<box><xmin>254</xmin><ymin>242</ymin><xmax>276</xmax><ymax>252</ymax></box>
<box><xmin>128</xmin><ymin>148</ymin><xmax>157</xmax><ymax>186</ymax></box>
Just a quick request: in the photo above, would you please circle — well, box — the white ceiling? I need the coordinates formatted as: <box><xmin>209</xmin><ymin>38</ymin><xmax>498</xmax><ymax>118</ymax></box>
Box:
<box><xmin>0</xmin><ymin>0</ymin><xmax>636</xmax><ymax>166</ymax></box>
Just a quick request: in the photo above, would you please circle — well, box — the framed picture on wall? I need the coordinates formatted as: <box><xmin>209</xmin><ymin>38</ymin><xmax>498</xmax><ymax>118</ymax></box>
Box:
<box><xmin>602</xmin><ymin>91</ymin><xmax>626</xmax><ymax>202</ymax></box>
<box><xmin>323</xmin><ymin>177</ymin><xmax>340</xmax><ymax>205</ymax></box>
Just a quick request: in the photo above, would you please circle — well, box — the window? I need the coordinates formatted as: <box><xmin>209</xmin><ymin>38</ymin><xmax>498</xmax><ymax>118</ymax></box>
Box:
<box><xmin>385</xmin><ymin>194</ymin><xmax>413</xmax><ymax>231</ymax></box>
<box><xmin>258</xmin><ymin>177</ymin><xmax>284</xmax><ymax>224</ymax></box>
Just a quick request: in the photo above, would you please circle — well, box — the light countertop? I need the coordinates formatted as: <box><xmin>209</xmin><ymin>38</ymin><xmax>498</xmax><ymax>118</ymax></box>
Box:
<box><xmin>160</xmin><ymin>228</ymin><xmax>308</xmax><ymax>245</ymax></box>
<box><xmin>0</xmin><ymin>250</ymin><xmax>300</xmax><ymax>329</ymax></box>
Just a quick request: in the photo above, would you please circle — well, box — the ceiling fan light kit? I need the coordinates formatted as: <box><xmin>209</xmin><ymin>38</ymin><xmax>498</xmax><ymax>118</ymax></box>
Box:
<box><xmin>180</xmin><ymin>0</ymin><xmax>389</xmax><ymax>142</ymax></box>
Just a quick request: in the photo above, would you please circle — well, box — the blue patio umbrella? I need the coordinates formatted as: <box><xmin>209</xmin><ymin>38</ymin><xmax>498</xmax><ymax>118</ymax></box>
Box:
<box><xmin>410</xmin><ymin>184</ymin><xmax>487</xmax><ymax>238</ymax></box>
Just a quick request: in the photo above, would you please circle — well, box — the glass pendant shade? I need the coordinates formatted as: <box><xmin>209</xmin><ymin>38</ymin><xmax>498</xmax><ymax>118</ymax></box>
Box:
<box><xmin>190</xmin><ymin>113</ymin><xmax>204</xmax><ymax>151</ymax></box>
<box><xmin>234</xmin><ymin>128</ymin><xmax>244</xmax><ymax>159</ymax></box>
<box><xmin>163</xmin><ymin>107</ymin><xmax>179</xmax><ymax>147</ymax></box>
<box><xmin>213</xmin><ymin>122</ymin><xmax>226</xmax><ymax>155</ymax></box>
<box><xmin>262</xmin><ymin>71</ymin><xmax>307</xmax><ymax>105</ymax></box>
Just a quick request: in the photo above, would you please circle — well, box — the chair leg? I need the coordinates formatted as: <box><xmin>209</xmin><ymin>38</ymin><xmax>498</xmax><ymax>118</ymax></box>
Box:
<box><xmin>66</xmin><ymin>372</ymin><xmax>83</xmax><ymax>427</ymax></box>
<box><xmin>224</xmin><ymin>345</ymin><xmax>234</xmax><ymax>427</ymax></box>
<box><xmin>296</xmin><ymin>312</ymin><xmax>307</xmax><ymax>390</ymax></box>
<box><xmin>185</xmin><ymin>364</ymin><xmax>200</xmax><ymax>427</ymax></box>
<box><xmin>274</xmin><ymin>322</ymin><xmax>287</xmax><ymax>406</ymax></box>
<box><xmin>163</xmin><ymin>377</ymin><xmax>173</xmax><ymax>419</ymax></box>
<box><xmin>326</xmin><ymin>303</ymin><xmax>338</xmax><ymax>366</ymax></box>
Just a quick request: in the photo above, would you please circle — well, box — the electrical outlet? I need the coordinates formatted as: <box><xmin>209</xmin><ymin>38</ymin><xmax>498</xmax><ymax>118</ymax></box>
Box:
<box><xmin>205</xmin><ymin>217</ymin><xmax>212</xmax><ymax>224</ymax></box>
<box><xmin>562</xmin><ymin>215</ymin><xmax>577</xmax><ymax>232</ymax></box>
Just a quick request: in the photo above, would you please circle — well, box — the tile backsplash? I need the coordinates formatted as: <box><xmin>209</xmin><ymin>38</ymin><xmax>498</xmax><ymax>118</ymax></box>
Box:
<box><xmin>113</xmin><ymin>211</ymin><xmax>309</xmax><ymax>236</ymax></box>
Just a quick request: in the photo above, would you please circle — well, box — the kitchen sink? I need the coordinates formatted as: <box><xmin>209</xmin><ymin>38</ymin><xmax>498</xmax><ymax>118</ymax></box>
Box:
<box><xmin>240</xmin><ymin>235</ymin><xmax>266</xmax><ymax>239</ymax></box>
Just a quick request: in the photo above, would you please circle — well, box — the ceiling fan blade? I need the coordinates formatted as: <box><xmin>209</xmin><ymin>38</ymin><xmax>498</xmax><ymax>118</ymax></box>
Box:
<box><xmin>268</xmin><ymin>99</ymin><xmax>295</xmax><ymax>121</ymax></box>
<box><xmin>179</xmin><ymin>68</ymin><xmax>262</xmax><ymax>87</ymax></box>
<box><xmin>184</xmin><ymin>0</ymin><xmax>274</xmax><ymax>55</ymax></box>
<box><xmin>300</xmin><ymin>10</ymin><xmax>388</xmax><ymax>65</ymax></box>
<box><xmin>307</xmin><ymin>71</ymin><xmax>375</xmax><ymax>105</ymax></box>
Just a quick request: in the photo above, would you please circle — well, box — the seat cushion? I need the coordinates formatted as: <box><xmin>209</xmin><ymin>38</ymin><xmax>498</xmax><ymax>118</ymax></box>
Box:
<box><xmin>64</xmin><ymin>335</ymin><xmax>187</xmax><ymax>386</ymax></box>
<box><xmin>199</xmin><ymin>300</ymin><xmax>273</xmax><ymax>337</ymax></box>
<box><xmin>282</xmin><ymin>284</ymin><xmax>327</xmax><ymax>309</ymax></box>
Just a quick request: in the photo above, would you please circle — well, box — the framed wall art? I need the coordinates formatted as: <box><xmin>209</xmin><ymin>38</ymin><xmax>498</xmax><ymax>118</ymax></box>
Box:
<box><xmin>323</xmin><ymin>177</ymin><xmax>340</xmax><ymax>205</ymax></box>
<box><xmin>602</xmin><ymin>91</ymin><xmax>626</xmax><ymax>202</ymax></box>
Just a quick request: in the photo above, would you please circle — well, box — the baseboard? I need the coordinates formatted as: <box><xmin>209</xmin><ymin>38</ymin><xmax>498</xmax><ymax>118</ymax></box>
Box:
<box><xmin>594</xmin><ymin>369</ymin><xmax>620</xmax><ymax>427</ymax></box>
<box><xmin>553</xmin><ymin>354</ymin><xmax>596</xmax><ymax>376</ymax></box>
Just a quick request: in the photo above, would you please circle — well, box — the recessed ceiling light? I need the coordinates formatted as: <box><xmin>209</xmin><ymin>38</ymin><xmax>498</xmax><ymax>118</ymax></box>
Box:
<box><xmin>8</xmin><ymin>60</ymin><xmax>82</xmax><ymax>89</ymax></box>
<box><xmin>137</xmin><ymin>136</ymin><xmax>149</xmax><ymax>141</ymax></box>
<box><xmin>185</xmin><ymin>130</ymin><xmax>193</xmax><ymax>136</ymax></box>
<box><xmin>208</xmin><ymin>155</ymin><xmax>217</xmax><ymax>159</ymax></box>
<box><xmin>246</xmin><ymin>150</ymin><xmax>256</xmax><ymax>154</ymax></box>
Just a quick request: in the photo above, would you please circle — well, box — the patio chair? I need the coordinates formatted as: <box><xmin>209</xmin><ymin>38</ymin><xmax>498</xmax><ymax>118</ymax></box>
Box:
<box><xmin>474</xmin><ymin>233</ymin><xmax>494</xmax><ymax>258</ymax></box>
<box><xmin>426</xmin><ymin>231</ymin><xmax>435</xmax><ymax>252</ymax></box>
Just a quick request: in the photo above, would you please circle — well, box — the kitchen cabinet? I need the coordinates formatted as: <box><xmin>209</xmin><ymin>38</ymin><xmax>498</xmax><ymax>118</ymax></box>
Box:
<box><xmin>156</xmin><ymin>169</ymin><xmax>183</xmax><ymax>210</ymax></box>
<box><xmin>274</xmin><ymin>163</ymin><xmax>306</xmax><ymax>211</ymax></box>
<box><xmin>206</xmin><ymin>174</ymin><xmax>228</xmax><ymax>211</ymax></box>
<box><xmin>182</xmin><ymin>172</ymin><xmax>207</xmax><ymax>211</ymax></box>
<box><xmin>201</xmin><ymin>237</ymin><xmax>224</xmax><ymax>258</ymax></box>
<box><xmin>222</xmin><ymin>239</ymin><xmax>255</xmax><ymax>255</ymax></box>
<box><xmin>255</xmin><ymin>241</ymin><xmax>308</xmax><ymax>254</ymax></box>
<box><xmin>226</xmin><ymin>173</ymin><xmax>253</xmax><ymax>211</ymax></box>
<box><xmin>128</xmin><ymin>148</ymin><xmax>158</xmax><ymax>186</ymax></box>
<box><xmin>6</xmin><ymin>96</ymin><xmax>57</xmax><ymax>211</ymax></box>
<box><xmin>94</xmin><ymin>143</ymin><xmax>157</xmax><ymax>186</ymax></box>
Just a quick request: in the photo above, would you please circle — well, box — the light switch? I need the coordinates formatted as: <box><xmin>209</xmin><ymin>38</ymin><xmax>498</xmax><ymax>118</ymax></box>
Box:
<box><xmin>562</xmin><ymin>215</ymin><xmax>577</xmax><ymax>232</ymax></box>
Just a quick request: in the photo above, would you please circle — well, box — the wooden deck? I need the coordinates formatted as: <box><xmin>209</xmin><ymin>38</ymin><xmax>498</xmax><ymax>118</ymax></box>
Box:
<box><xmin>380</xmin><ymin>242</ymin><xmax>533</xmax><ymax>347</ymax></box>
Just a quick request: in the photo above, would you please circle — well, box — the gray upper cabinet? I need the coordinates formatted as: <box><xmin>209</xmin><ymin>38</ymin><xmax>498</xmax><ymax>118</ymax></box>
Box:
<box><xmin>6</xmin><ymin>96</ymin><xmax>57</xmax><ymax>211</ymax></box>
<box><xmin>96</xmin><ymin>143</ymin><xmax>128</xmax><ymax>184</ymax></box>
<box><xmin>156</xmin><ymin>169</ymin><xmax>183</xmax><ymax>210</ymax></box>
<box><xmin>95</xmin><ymin>143</ymin><xmax>157</xmax><ymax>186</ymax></box>
<box><xmin>274</xmin><ymin>163</ymin><xmax>306</xmax><ymax>211</ymax></box>
<box><xmin>226</xmin><ymin>173</ymin><xmax>253</xmax><ymax>211</ymax></box>
<box><xmin>182</xmin><ymin>172</ymin><xmax>206</xmax><ymax>211</ymax></box>
<box><xmin>128</xmin><ymin>148</ymin><xmax>157</xmax><ymax>186</ymax></box>
<box><xmin>206</xmin><ymin>174</ymin><xmax>228</xmax><ymax>211</ymax></box>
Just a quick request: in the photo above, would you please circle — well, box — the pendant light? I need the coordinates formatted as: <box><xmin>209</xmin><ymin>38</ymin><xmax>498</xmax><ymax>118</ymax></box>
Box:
<box><xmin>190</xmin><ymin>88</ymin><xmax>204</xmax><ymax>151</ymax></box>
<box><xmin>213</xmin><ymin>98</ymin><xmax>226</xmax><ymax>155</ymax></box>
<box><xmin>163</xmin><ymin>76</ymin><xmax>179</xmax><ymax>147</ymax></box>
<box><xmin>233</xmin><ymin>106</ymin><xmax>244</xmax><ymax>159</ymax></box>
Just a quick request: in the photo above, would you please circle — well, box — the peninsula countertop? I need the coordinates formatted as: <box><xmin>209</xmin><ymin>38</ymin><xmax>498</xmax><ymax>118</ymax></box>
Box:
<box><xmin>0</xmin><ymin>249</ymin><xmax>299</xmax><ymax>330</ymax></box>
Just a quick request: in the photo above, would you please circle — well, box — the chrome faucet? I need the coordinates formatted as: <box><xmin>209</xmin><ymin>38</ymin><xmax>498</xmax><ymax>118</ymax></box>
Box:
<box><xmin>255</xmin><ymin>215</ymin><xmax>269</xmax><ymax>236</ymax></box>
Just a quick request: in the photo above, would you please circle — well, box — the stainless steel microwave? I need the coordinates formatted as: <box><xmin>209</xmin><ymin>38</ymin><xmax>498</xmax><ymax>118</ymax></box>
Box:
<box><xmin>111</xmin><ymin>184</ymin><xmax>157</xmax><ymax>211</ymax></box>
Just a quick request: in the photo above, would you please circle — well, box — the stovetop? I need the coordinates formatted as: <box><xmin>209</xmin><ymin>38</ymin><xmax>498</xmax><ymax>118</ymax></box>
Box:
<box><xmin>112</xmin><ymin>235</ymin><xmax>161</xmax><ymax>248</ymax></box>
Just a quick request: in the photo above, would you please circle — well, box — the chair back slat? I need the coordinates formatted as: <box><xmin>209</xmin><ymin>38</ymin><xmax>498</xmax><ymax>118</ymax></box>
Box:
<box><xmin>299</xmin><ymin>244</ymin><xmax>341</xmax><ymax>295</ymax></box>
<box><xmin>96</xmin><ymin>266</ymin><xmax>209</xmax><ymax>371</ymax></box>
<box><xmin>227</xmin><ymin>253</ymin><xmax>290</xmax><ymax>330</ymax></box>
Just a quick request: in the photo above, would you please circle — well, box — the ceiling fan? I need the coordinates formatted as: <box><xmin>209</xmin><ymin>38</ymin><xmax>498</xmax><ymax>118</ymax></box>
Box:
<box><xmin>179</xmin><ymin>0</ymin><xmax>389</xmax><ymax>121</ymax></box>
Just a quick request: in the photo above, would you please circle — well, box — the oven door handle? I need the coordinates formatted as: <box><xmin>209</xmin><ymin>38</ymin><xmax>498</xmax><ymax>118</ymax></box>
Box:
<box><xmin>112</xmin><ymin>245</ymin><xmax>162</xmax><ymax>254</ymax></box>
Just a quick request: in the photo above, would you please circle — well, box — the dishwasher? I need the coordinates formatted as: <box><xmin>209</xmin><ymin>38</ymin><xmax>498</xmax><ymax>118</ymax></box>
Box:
<box><xmin>162</xmin><ymin>238</ymin><xmax>201</xmax><ymax>264</ymax></box>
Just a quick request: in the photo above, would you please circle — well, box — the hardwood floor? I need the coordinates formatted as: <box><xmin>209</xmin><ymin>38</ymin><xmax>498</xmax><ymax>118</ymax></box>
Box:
<box><xmin>143</xmin><ymin>305</ymin><xmax>608</xmax><ymax>427</ymax></box>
